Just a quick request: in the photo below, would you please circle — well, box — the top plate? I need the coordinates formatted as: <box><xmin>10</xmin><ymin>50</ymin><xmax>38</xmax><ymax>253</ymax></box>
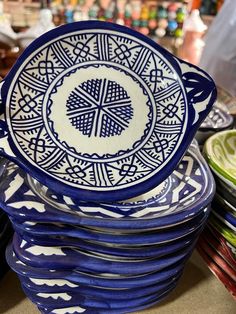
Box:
<box><xmin>0</xmin><ymin>21</ymin><xmax>216</xmax><ymax>201</ymax></box>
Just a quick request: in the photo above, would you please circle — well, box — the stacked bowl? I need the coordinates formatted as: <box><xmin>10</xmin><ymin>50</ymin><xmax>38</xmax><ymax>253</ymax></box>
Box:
<box><xmin>197</xmin><ymin>130</ymin><xmax>236</xmax><ymax>299</ymax></box>
<box><xmin>0</xmin><ymin>21</ymin><xmax>217</xmax><ymax>313</ymax></box>
<box><xmin>1</xmin><ymin>141</ymin><xmax>215</xmax><ymax>313</ymax></box>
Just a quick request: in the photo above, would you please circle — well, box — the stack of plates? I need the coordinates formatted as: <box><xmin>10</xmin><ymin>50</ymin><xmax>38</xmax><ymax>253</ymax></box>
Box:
<box><xmin>0</xmin><ymin>21</ymin><xmax>217</xmax><ymax>313</ymax></box>
<box><xmin>195</xmin><ymin>103</ymin><xmax>234</xmax><ymax>147</ymax></box>
<box><xmin>0</xmin><ymin>205</ymin><xmax>13</xmax><ymax>280</ymax></box>
<box><xmin>197</xmin><ymin>130</ymin><xmax>236</xmax><ymax>299</ymax></box>
<box><xmin>1</xmin><ymin>142</ymin><xmax>215</xmax><ymax>313</ymax></box>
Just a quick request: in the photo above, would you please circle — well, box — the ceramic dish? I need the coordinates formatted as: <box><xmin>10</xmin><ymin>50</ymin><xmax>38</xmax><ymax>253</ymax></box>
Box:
<box><xmin>213</xmin><ymin>193</ymin><xmax>236</xmax><ymax>214</ymax></box>
<box><xmin>208</xmin><ymin>215</ymin><xmax>236</xmax><ymax>247</ymax></box>
<box><xmin>195</xmin><ymin>104</ymin><xmax>234</xmax><ymax>145</ymax></box>
<box><xmin>225</xmin><ymin>241</ymin><xmax>236</xmax><ymax>259</ymax></box>
<box><xmin>197</xmin><ymin>244</ymin><xmax>236</xmax><ymax>300</ymax></box>
<box><xmin>37</xmin><ymin>287</ymin><xmax>174</xmax><ymax>314</ymax></box>
<box><xmin>207</xmin><ymin>224</ymin><xmax>236</xmax><ymax>258</ymax></box>
<box><xmin>197</xmin><ymin>237</ymin><xmax>236</xmax><ymax>281</ymax></box>
<box><xmin>0</xmin><ymin>21</ymin><xmax>217</xmax><ymax>202</ymax></box>
<box><xmin>204</xmin><ymin>130</ymin><xmax>236</xmax><ymax>189</ymax></box>
<box><xmin>12</xmin><ymin>233</ymin><xmax>195</xmax><ymax>275</ymax></box>
<box><xmin>21</xmin><ymin>282</ymin><xmax>177</xmax><ymax>310</ymax></box>
<box><xmin>199</xmin><ymin>227</ymin><xmax>236</xmax><ymax>270</ymax></box>
<box><xmin>0</xmin><ymin>145</ymin><xmax>215</xmax><ymax>230</ymax></box>
<box><xmin>10</xmin><ymin>206</ymin><xmax>210</xmax><ymax>246</ymax></box>
<box><xmin>18</xmin><ymin>229</ymin><xmax>200</xmax><ymax>259</ymax></box>
<box><xmin>20</xmin><ymin>274</ymin><xmax>180</xmax><ymax>299</ymax></box>
<box><xmin>6</xmin><ymin>245</ymin><xmax>187</xmax><ymax>289</ymax></box>
<box><xmin>211</xmin><ymin>207</ymin><xmax>236</xmax><ymax>232</ymax></box>
<box><xmin>215</xmin><ymin>178</ymin><xmax>236</xmax><ymax>209</ymax></box>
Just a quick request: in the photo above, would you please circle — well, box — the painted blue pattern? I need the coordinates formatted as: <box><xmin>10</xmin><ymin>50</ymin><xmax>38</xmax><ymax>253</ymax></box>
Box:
<box><xmin>0</xmin><ymin>144</ymin><xmax>215</xmax><ymax>230</ymax></box>
<box><xmin>0</xmin><ymin>22</ymin><xmax>217</xmax><ymax>201</ymax></box>
<box><xmin>66</xmin><ymin>79</ymin><xmax>133</xmax><ymax>138</ymax></box>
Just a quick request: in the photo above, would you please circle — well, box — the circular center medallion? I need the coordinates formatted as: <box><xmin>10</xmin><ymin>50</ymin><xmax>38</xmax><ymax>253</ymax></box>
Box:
<box><xmin>45</xmin><ymin>63</ymin><xmax>154</xmax><ymax>159</ymax></box>
<box><xmin>66</xmin><ymin>78</ymin><xmax>133</xmax><ymax>138</ymax></box>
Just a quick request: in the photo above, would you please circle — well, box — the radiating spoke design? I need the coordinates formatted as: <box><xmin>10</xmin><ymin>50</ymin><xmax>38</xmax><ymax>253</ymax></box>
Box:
<box><xmin>66</xmin><ymin>78</ymin><xmax>133</xmax><ymax>138</ymax></box>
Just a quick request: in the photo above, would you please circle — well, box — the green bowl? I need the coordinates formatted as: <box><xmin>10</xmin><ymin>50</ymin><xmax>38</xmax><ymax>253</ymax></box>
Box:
<box><xmin>204</xmin><ymin>130</ymin><xmax>236</xmax><ymax>188</ymax></box>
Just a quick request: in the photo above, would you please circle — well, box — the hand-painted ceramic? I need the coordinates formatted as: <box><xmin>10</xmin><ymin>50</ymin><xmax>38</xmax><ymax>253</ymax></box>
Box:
<box><xmin>199</xmin><ymin>227</ymin><xmax>236</xmax><ymax>270</ymax></box>
<box><xmin>200</xmin><ymin>104</ymin><xmax>233</xmax><ymax>130</ymax></box>
<box><xmin>225</xmin><ymin>241</ymin><xmax>236</xmax><ymax>259</ymax></box>
<box><xmin>195</xmin><ymin>104</ymin><xmax>234</xmax><ymax>145</ymax></box>
<box><xmin>197</xmin><ymin>237</ymin><xmax>236</xmax><ymax>281</ymax></box>
<box><xmin>22</xmin><ymin>282</ymin><xmax>177</xmax><ymax>310</ymax></box>
<box><xmin>215</xmin><ymin>177</ymin><xmax>236</xmax><ymax>209</ymax></box>
<box><xmin>6</xmin><ymin>244</ymin><xmax>187</xmax><ymax>289</ymax></box>
<box><xmin>214</xmin><ymin>193</ymin><xmax>236</xmax><ymax>215</ymax></box>
<box><xmin>20</xmin><ymin>274</ymin><xmax>180</xmax><ymax>299</ymax></box>
<box><xmin>0</xmin><ymin>145</ymin><xmax>215</xmax><ymax>230</ymax></box>
<box><xmin>10</xmin><ymin>206</ymin><xmax>210</xmax><ymax>245</ymax></box>
<box><xmin>211</xmin><ymin>206</ymin><xmax>236</xmax><ymax>232</ymax></box>
<box><xmin>197</xmin><ymin>244</ymin><xmax>236</xmax><ymax>300</ymax></box>
<box><xmin>204</xmin><ymin>130</ymin><xmax>236</xmax><ymax>189</ymax></box>
<box><xmin>17</xmin><ymin>230</ymin><xmax>200</xmax><ymax>259</ymax></box>
<box><xmin>0</xmin><ymin>21</ymin><xmax>217</xmax><ymax>202</ymax></box>
<box><xmin>12</xmin><ymin>233</ymin><xmax>195</xmax><ymax>275</ymax></box>
<box><xmin>38</xmin><ymin>287</ymin><xmax>174</xmax><ymax>314</ymax></box>
<box><xmin>209</xmin><ymin>215</ymin><xmax>236</xmax><ymax>247</ymax></box>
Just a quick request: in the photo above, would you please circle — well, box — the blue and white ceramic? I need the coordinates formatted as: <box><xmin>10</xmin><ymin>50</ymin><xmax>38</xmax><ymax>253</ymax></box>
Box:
<box><xmin>195</xmin><ymin>104</ymin><xmax>234</xmax><ymax>145</ymax></box>
<box><xmin>16</xmin><ymin>231</ymin><xmax>200</xmax><ymax>259</ymax></box>
<box><xmin>199</xmin><ymin>104</ymin><xmax>233</xmax><ymax>131</ymax></box>
<box><xmin>37</xmin><ymin>287</ymin><xmax>174</xmax><ymax>314</ymax></box>
<box><xmin>214</xmin><ymin>176</ymin><xmax>236</xmax><ymax>209</ymax></box>
<box><xmin>0</xmin><ymin>21</ymin><xmax>217</xmax><ymax>202</ymax></box>
<box><xmin>0</xmin><ymin>144</ymin><xmax>215</xmax><ymax>230</ymax></box>
<box><xmin>12</xmin><ymin>233</ymin><xmax>195</xmax><ymax>275</ymax></box>
<box><xmin>6</xmin><ymin>245</ymin><xmax>187</xmax><ymax>289</ymax></box>
<box><xmin>10</xmin><ymin>206</ymin><xmax>209</xmax><ymax>245</ymax></box>
<box><xmin>20</xmin><ymin>274</ymin><xmax>180</xmax><ymax>299</ymax></box>
<box><xmin>22</xmin><ymin>282</ymin><xmax>177</xmax><ymax>310</ymax></box>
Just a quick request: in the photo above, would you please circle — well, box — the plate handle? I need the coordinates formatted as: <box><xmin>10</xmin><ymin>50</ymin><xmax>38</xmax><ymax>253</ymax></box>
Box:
<box><xmin>176</xmin><ymin>59</ymin><xmax>217</xmax><ymax>125</ymax></box>
<box><xmin>0</xmin><ymin>81</ymin><xmax>17</xmax><ymax>160</ymax></box>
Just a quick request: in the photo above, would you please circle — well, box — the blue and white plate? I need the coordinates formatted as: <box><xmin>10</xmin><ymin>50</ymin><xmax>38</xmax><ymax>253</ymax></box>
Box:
<box><xmin>16</xmin><ymin>230</ymin><xmax>200</xmax><ymax>259</ymax></box>
<box><xmin>12</xmin><ymin>233</ymin><xmax>195</xmax><ymax>275</ymax></box>
<box><xmin>0</xmin><ymin>21</ymin><xmax>216</xmax><ymax>202</ymax></box>
<box><xmin>0</xmin><ymin>144</ymin><xmax>215</xmax><ymax>230</ymax></box>
<box><xmin>20</xmin><ymin>273</ymin><xmax>180</xmax><ymax>299</ymax></box>
<box><xmin>38</xmin><ymin>287</ymin><xmax>174</xmax><ymax>314</ymax></box>
<box><xmin>213</xmin><ymin>193</ymin><xmax>236</xmax><ymax>215</ymax></box>
<box><xmin>196</xmin><ymin>104</ymin><xmax>234</xmax><ymax>145</ymax></box>
<box><xmin>22</xmin><ymin>282</ymin><xmax>177</xmax><ymax>310</ymax></box>
<box><xmin>214</xmin><ymin>177</ymin><xmax>236</xmax><ymax>209</ymax></box>
<box><xmin>10</xmin><ymin>206</ymin><xmax>209</xmax><ymax>245</ymax></box>
<box><xmin>6</xmin><ymin>244</ymin><xmax>187</xmax><ymax>289</ymax></box>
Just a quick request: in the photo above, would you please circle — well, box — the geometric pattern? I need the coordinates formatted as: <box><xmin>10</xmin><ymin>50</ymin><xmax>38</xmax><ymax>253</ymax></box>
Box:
<box><xmin>1</xmin><ymin>147</ymin><xmax>209</xmax><ymax>220</ymax></box>
<box><xmin>4</xmin><ymin>27</ymin><xmax>214</xmax><ymax>195</ymax></box>
<box><xmin>66</xmin><ymin>79</ymin><xmax>133</xmax><ymax>137</ymax></box>
<box><xmin>201</xmin><ymin>106</ymin><xmax>231</xmax><ymax>129</ymax></box>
